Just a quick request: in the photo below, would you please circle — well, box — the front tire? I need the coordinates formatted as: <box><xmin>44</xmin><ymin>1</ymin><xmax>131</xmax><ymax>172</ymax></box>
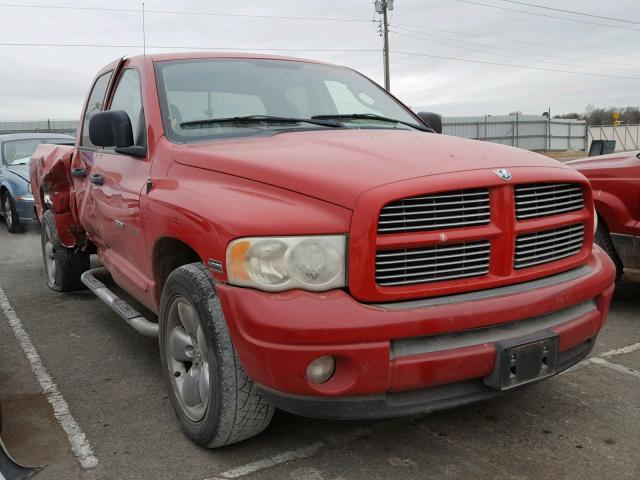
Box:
<box><xmin>594</xmin><ymin>218</ymin><xmax>623</xmax><ymax>283</ymax></box>
<box><xmin>159</xmin><ymin>263</ymin><xmax>274</xmax><ymax>448</ymax></box>
<box><xmin>41</xmin><ymin>210</ymin><xmax>90</xmax><ymax>292</ymax></box>
<box><xmin>2</xmin><ymin>192</ymin><xmax>22</xmax><ymax>233</ymax></box>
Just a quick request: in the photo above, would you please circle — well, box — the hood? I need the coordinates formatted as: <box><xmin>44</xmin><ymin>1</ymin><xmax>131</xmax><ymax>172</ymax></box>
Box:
<box><xmin>567</xmin><ymin>151</ymin><xmax>640</xmax><ymax>178</ymax></box>
<box><xmin>5</xmin><ymin>164</ymin><xmax>30</xmax><ymax>183</ymax></box>
<box><xmin>173</xmin><ymin>129</ymin><xmax>569</xmax><ymax>209</ymax></box>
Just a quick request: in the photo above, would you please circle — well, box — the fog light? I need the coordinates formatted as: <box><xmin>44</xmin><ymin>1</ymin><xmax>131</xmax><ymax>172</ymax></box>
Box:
<box><xmin>306</xmin><ymin>355</ymin><xmax>335</xmax><ymax>384</ymax></box>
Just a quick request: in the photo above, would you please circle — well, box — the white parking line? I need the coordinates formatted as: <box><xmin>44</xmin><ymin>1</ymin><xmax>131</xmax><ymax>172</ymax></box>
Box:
<box><xmin>563</xmin><ymin>341</ymin><xmax>640</xmax><ymax>375</ymax></box>
<box><xmin>0</xmin><ymin>287</ymin><xmax>98</xmax><ymax>470</ymax></box>
<box><xmin>206</xmin><ymin>442</ymin><xmax>325</xmax><ymax>480</ymax></box>
<box><xmin>597</xmin><ymin>342</ymin><xmax>640</xmax><ymax>358</ymax></box>
<box><xmin>586</xmin><ymin>357</ymin><xmax>640</xmax><ymax>380</ymax></box>
<box><xmin>210</xmin><ymin>340</ymin><xmax>640</xmax><ymax>479</ymax></box>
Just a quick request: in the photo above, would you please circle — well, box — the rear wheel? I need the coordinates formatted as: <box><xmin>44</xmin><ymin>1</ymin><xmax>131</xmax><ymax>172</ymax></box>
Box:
<box><xmin>594</xmin><ymin>218</ymin><xmax>623</xmax><ymax>283</ymax></box>
<box><xmin>159</xmin><ymin>263</ymin><xmax>274</xmax><ymax>448</ymax></box>
<box><xmin>41</xmin><ymin>210</ymin><xmax>90</xmax><ymax>292</ymax></box>
<box><xmin>2</xmin><ymin>192</ymin><xmax>22</xmax><ymax>233</ymax></box>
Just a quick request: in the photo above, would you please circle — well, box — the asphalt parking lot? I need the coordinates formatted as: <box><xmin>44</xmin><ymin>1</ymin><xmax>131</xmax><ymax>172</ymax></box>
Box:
<box><xmin>0</xmin><ymin>224</ymin><xmax>638</xmax><ymax>480</ymax></box>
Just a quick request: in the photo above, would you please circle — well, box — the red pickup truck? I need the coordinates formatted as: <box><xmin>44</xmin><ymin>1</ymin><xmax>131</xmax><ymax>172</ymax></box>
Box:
<box><xmin>30</xmin><ymin>53</ymin><xmax>615</xmax><ymax>448</ymax></box>
<box><xmin>569</xmin><ymin>151</ymin><xmax>640</xmax><ymax>281</ymax></box>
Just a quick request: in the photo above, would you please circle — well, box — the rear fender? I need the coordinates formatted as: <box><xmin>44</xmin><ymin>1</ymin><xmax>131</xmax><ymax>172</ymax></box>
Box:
<box><xmin>30</xmin><ymin>145</ymin><xmax>84</xmax><ymax>248</ymax></box>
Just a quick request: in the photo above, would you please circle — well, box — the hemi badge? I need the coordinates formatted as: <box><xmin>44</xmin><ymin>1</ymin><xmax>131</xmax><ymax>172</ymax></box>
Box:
<box><xmin>208</xmin><ymin>259</ymin><xmax>224</xmax><ymax>273</ymax></box>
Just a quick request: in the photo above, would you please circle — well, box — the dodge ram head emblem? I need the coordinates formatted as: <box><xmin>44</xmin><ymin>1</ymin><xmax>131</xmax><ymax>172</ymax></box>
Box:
<box><xmin>493</xmin><ymin>169</ymin><xmax>512</xmax><ymax>181</ymax></box>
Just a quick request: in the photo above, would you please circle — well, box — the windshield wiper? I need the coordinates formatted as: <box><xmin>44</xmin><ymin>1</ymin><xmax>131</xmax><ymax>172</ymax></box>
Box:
<box><xmin>180</xmin><ymin>115</ymin><xmax>342</xmax><ymax>129</ymax></box>
<box><xmin>311</xmin><ymin>113</ymin><xmax>431</xmax><ymax>132</ymax></box>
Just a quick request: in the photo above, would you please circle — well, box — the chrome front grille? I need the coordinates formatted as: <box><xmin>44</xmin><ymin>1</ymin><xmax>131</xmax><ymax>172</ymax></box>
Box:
<box><xmin>378</xmin><ymin>189</ymin><xmax>490</xmax><ymax>234</ymax></box>
<box><xmin>515</xmin><ymin>223</ymin><xmax>585</xmax><ymax>269</ymax></box>
<box><xmin>515</xmin><ymin>183</ymin><xmax>584</xmax><ymax>220</ymax></box>
<box><xmin>375</xmin><ymin>241</ymin><xmax>491</xmax><ymax>286</ymax></box>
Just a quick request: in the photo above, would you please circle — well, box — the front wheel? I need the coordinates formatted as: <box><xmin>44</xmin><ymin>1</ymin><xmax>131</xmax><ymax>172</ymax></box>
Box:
<box><xmin>2</xmin><ymin>192</ymin><xmax>22</xmax><ymax>233</ymax></box>
<box><xmin>594</xmin><ymin>219</ymin><xmax>623</xmax><ymax>283</ymax></box>
<box><xmin>41</xmin><ymin>210</ymin><xmax>90</xmax><ymax>292</ymax></box>
<box><xmin>159</xmin><ymin>263</ymin><xmax>274</xmax><ymax>448</ymax></box>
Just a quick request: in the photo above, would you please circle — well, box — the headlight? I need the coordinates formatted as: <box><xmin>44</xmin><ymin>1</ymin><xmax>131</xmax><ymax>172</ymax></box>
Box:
<box><xmin>226</xmin><ymin>235</ymin><xmax>346</xmax><ymax>292</ymax></box>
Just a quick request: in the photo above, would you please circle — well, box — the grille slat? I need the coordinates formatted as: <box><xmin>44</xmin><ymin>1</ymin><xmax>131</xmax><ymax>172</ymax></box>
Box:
<box><xmin>377</xmin><ymin>243</ymin><xmax>490</xmax><ymax>258</ymax></box>
<box><xmin>516</xmin><ymin>183</ymin><xmax>575</xmax><ymax>192</ymax></box>
<box><xmin>516</xmin><ymin>196</ymin><xmax>583</xmax><ymax>209</ymax></box>
<box><xmin>517</xmin><ymin>205</ymin><xmax>587</xmax><ymax>220</ymax></box>
<box><xmin>376</xmin><ymin>249</ymin><xmax>490</xmax><ymax>266</ymax></box>
<box><xmin>515</xmin><ymin>183</ymin><xmax>584</xmax><ymax>220</ymax></box>
<box><xmin>516</xmin><ymin>187</ymin><xmax>581</xmax><ymax>199</ymax></box>
<box><xmin>378</xmin><ymin>211</ymin><xmax>490</xmax><ymax>226</ymax></box>
<box><xmin>514</xmin><ymin>224</ymin><xmax>585</xmax><ymax>269</ymax></box>
<box><xmin>375</xmin><ymin>241</ymin><xmax>490</xmax><ymax>286</ymax></box>
<box><xmin>380</xmin><ymin>205</ymin><xmax>490</xmax><ymax>217</ymax></box>
<box><xmin>377</xmin><ymin>256</ymin><xmax>489</xmax><ymax>273</ymax></box>
<box><xmin>378</xmin><ymin>219</ymin><xmax>490</xmax><ymax>233</ymax></box>
<box><xmin>378</xmin><ymin>189</ymin><xmax>490</xmax><ymax>234</ymax></box>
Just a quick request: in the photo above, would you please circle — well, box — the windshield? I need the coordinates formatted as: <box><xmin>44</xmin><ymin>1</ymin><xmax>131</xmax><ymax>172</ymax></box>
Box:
<box><xmin>2</xmin><ymin>138</ymin><xmax>74</xmax><ymax>166</ymax></box>
<box><xmin>155</xmin><ymin>59</ymin><xmax>423</xmax><ymax>142</ymax></box>
<box><xmin>2</xmin><ymin>139</ymin><xmax>42</xmax><ymax>165</ymax></box>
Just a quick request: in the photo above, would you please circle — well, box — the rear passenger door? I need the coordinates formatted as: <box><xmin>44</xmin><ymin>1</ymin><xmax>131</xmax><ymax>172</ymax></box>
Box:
<box><xmin>89</xmin><ymin>68</ymin><xmax>152</xmax><ymax>300</ymax></box>
<box><xmin>74</xmin><ymin>70</ymin><xmax>113</xmax><ymax>246</ymax></box>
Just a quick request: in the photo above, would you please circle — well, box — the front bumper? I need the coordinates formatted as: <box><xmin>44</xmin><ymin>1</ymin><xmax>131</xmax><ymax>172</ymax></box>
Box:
<box><xmin>216</xmin><ymin>246</ymin><xmax>616</xmax><ymax>419</ymax></box>
<box><xmin>14</xmin><ymin>196</ymin><xmax>37</xmax><ymax>224</ymax></box>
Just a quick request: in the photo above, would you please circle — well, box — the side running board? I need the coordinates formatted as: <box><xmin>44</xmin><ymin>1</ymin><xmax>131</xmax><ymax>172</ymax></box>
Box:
<box><xmin>81</xmin><ymin>267</ymin><xmax>159</xmax><ymax>337</ymax></box>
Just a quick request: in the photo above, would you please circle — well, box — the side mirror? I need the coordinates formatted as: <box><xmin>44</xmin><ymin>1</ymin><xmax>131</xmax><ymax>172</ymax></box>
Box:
<box><xmin>89</xmin><ymin>110</ymin><xmax>134</xmax><ymax>148</ymax></box>
<box><xmin>417</xmin><ymin>111</ymin><xmax>443</xmax><ymax>134</ymax></box>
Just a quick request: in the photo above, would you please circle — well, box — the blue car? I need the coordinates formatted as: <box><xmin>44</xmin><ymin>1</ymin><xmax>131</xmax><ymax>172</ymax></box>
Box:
<box><xmin>0</xmin><ymin>133</ymin><xmax>75</xmax><ymax>232</ymax></box>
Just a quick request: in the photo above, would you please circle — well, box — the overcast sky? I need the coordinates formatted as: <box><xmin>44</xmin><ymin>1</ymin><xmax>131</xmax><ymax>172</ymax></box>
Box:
<box><xmin>0</xmin><ymin>0</ymin><xmax>638</xmax><ymax>120</ymax></box>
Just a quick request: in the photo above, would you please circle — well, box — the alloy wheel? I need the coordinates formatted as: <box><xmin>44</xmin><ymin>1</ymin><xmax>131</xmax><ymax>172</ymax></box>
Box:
<box><xmin>43</xmin><ymin>227</ymin><xmax>56</xmax><ymax>286</ymax></box>
<box><xmin>3</xmin><ymin>197</ymin><xmax>12</xmax><ymax>230</ymax></box>
<box><xmin>165</xmin><ymin>296</ymin><xmax>210</xmax><ymax>422</ymax></box>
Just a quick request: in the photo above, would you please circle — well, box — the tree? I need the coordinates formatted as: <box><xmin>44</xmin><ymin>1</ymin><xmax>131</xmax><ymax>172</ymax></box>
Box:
<box><xmin>553</xmin><ymin>105</ymin><xmax>640</xmax><ymax>125</ymax></box>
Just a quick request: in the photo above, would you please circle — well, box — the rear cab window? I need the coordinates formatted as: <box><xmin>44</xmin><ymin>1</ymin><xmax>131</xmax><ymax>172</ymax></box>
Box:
<box><xmin>81</xmin><ymin>71</ymin><xmax>113</xmax><ymax>148</ymax></box>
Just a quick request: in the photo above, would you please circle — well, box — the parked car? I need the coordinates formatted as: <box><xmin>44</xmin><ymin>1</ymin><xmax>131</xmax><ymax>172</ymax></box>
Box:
<box><xmin>569</xmin><ymin>151</ymin><xmax>640</xmax><ymax>281</ymax></box>
<box><xmin>0</xmin><ymin>133</ymin><xmax>74</xmax><ymax>232</ymax></box>
<box><xmin>30</xmin><ymin>53</ymin><xmax>615</xmax><ymax>448</ymax></box>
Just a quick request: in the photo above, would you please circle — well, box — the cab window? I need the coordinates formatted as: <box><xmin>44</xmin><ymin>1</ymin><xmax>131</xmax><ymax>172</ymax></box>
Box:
<box><xmin>81</xmin><ymin>71</ymin><xmax>112</xmax><ymax>147</ymax></box>
<box><xmin>108</xmin><ymin>69</ymin><xmax>146</xmax><ymax>148</ymax></box>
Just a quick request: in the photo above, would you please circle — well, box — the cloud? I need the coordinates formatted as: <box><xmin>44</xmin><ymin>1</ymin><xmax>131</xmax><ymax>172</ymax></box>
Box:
<box><xmin>0</xmin><ymin>0</ymin><xmax>637</xmax><ymax>120</ymax></box>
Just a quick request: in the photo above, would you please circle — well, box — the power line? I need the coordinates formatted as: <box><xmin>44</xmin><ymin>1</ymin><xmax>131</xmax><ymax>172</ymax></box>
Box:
<box><xmin>392</xmin><ymin>22</ymin><xmax>640</xmax><ymax>62</ymax></box>
<box><xmin>390</xmin><ymin>28</ymin><xmax>637</xmax><ymax>72</ymax></box>
<box><xmin>455</xmin><ymin>0</ymin><xmax>640</xmax><ymax>32</ymax></box>
<box><xmin>0</xmin><ymin>2</ymin><xmax>371</xmax><ymax>22</ymax></box>
<box><xmin>498</xmin><ymin>1</ymin><xmax>640</xmax><ymax>25</ymax></box>
<box><xmin>0</xmin><ymin>42</ymin><xmax>380</xmax><ymax>53</ymax></box>
<box><xmin>392</xmin><ymin>50</ymin><xmax>640</xmax><ymax>81</ymax></box>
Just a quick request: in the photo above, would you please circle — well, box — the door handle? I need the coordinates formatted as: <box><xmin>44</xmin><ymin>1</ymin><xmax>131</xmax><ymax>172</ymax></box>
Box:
<box><xmin>72</xmin><ymin>167</ymin><xmax>86</xmax><ymax>178</ymax></box>
<box><xmin>90</xmin><ymin>173</ymin><xmax>104</xmax><ymax>186</ymax></box>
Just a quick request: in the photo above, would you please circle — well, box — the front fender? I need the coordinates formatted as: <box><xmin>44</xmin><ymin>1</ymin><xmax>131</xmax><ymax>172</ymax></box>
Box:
<box><xmin>0</xmin><ymin>179</ymin><xmax>16</xmax><ymax>199</ymax></box>
<box><xmin>593</xmin><ymin>189</ymin><xmax>636</xmax><ymax>235</ymax></box>
<box><xmin>30</xmin><ymin>144</ymin><xmax>81</xmax><ymax>247</ymax></box>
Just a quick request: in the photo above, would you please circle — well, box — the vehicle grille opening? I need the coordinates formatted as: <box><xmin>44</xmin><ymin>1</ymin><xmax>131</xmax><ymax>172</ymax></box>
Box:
<box><xmin>515</xmin><ymin>183</ymin><xmax>584</xmax><ymax>220</ymax></box>
<box><xmin>375</xmin><ymin>241</ymin><xmax>491</xmax><ymax>286</ymax></box>
<box><xmin>515</xmin><ymin>223</ymin><xmax>584</xmax><ymax>269</ymax></box>
<box><xmin>378</xmin><ymin>189</ymin><xmax>490</xmax><ymax>234</ymax></box>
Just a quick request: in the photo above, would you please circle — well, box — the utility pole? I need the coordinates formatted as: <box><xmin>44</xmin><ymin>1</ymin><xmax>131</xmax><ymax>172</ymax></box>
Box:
<box><xmin>375</xmin><ymin>0</ymin><xmax>393</xmax><ymax>91</ymax></box>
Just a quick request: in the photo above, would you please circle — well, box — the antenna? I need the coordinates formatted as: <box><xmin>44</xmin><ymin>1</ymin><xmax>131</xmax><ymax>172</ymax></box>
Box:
<box><xmin>142</xmin><ymin>2</ymin><xmax>146</xmax><ymax>57</ymax></box>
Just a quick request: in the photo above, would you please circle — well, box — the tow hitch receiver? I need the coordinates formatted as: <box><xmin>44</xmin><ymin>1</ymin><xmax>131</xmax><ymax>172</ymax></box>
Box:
<box><xmin>484</xmin><ymin>331</ymin><xmax>559</xmax><ymax>391</ymax></box>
